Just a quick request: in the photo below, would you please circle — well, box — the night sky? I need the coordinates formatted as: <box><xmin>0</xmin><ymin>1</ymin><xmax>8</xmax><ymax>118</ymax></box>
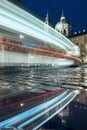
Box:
<box><xmin>21</xmin><ymin>0</ymin><xmax>87</xmax><ymax>32</ymax></box>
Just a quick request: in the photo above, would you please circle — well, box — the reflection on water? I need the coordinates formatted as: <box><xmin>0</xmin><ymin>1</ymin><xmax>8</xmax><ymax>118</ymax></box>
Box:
<box><xmin>0</xmin><ymin>65</ymin><xmax>87</xmax><ymax>130</ymax></box>
<box><xmin>39</xmin><ymin>65</ymin><xmax>87</xmax><ymax>130</ymax></box>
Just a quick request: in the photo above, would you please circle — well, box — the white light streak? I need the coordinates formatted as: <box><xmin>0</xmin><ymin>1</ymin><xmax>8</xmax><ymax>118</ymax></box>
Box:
<box><xmin>0</xmin><ymin>90</ymin><xmax>68</xmax><ymax>127</ymax></box>
<box><xmin>0</xmin><ymin>0</ymin><xmax>80</xmax><ymax>57</ymax></box>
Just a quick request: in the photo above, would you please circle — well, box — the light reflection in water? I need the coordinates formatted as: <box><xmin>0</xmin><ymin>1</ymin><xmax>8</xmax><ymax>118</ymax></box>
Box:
<box><xmin>0</xmin><ymin>65</ymin><xmax>87</xmax><ymax>130</ymax></box>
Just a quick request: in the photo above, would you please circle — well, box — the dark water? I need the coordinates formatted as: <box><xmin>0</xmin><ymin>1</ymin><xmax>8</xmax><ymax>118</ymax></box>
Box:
<box><xmin>39</xmin><ymin>65</ymin><xmax>87</xmax><ymax>130</ymax></box>
<box><xmin>0</xmin><ymin>65</ymin><xmax>87</xmax><ymax>130</ymax></box>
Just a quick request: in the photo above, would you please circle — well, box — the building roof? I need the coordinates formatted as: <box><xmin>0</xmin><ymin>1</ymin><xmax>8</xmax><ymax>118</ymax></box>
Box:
<box><xmin>55</xmin><ymin>10</ymin><xmax>69</xmax><ymax>30</ymax></box>
<box><xmin>69</xmin><ymin>30</ymin><xmax>87</xmax><ymax>38</ymax></box>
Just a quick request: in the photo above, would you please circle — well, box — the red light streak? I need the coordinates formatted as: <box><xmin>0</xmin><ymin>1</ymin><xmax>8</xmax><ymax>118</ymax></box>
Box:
<box><xmin>0</xmin><ymin>88</ymin><xmax>64</xmax><ymax>110</ymax></box>
<box><xmin>1</xmin><ymin>40</ymin><xmax>81</xmax><ymax>62</ymax></box>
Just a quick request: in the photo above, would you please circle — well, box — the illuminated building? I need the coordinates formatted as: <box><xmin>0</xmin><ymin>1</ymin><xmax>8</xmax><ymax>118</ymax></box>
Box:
<box><xmin>70</xmin><ymin>31</ymin><xmax>87</xmax><ymax>63</ymax></box>
<box><xmin>54</xmin><ymin>11</ymin><xmax>87</xmax><ymax>63</ymax></box>
<box><xmin>55</xmin><ymin>10</ymin><xmax>72</xmax><ymax>37</ymax></box>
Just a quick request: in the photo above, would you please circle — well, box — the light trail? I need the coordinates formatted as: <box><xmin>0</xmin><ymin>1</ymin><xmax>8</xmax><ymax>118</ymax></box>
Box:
<box><xmin>0</xmin><ymin>90</ymin><xmax>79</xmax><ymax>130</ymax></box>
<box><xmin>0</xmin><ymin>88</ymin><xmax>63</xmax><ymax>110</ymax></box>
<box><xmin>17</xmin><ymin>90</ymin><xmax>74</xmax><ymax>129</ymax></box>
<box><xmin>33</xmin><ymin>90</ymin><xmax>78</xmax><ymax>130</ymax></box>
<box><xmin>1</xmin><ymin>40</ymin><xmax>81</xmax><ymax>62</ymax></box>
<box><xmin>0</xmin><ymin>90</ymin><xmax>68</xmax><ymax>128</ymax></box>
<box><xmin>0</xmin><ymin>0</ymin><xmax>80</xmax><ymax>56</ymax></box>
<box><xmin>0</xmin><ymin>1</ymin><xmax>81</xmax><ymax>129</ymax></box>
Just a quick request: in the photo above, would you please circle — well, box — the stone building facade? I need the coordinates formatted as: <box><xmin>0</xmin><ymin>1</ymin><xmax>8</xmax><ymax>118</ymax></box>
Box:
<box><xmin>70</xmin><ymin>32</ymin><xmax>87</xmax><ymax>63</ymax></box>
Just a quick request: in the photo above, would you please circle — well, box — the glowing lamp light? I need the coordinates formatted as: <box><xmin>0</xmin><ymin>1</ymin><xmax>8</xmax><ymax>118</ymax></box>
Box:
<box><xmin>20</xmin><ymin>103</ymin><xmax>25</xmax><ymax>107</ymax></box>
<box><xmin>19</xmin><ymin>34</ymin><xmax>24</xmax><ymax>39</ymax></box>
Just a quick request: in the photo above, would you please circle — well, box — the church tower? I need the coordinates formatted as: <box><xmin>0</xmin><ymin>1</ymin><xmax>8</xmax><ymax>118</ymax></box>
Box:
<box><xmin>44</xmin><ymin>11</ymin><xmax>51</xmax><ymax>32</ymax></box>
<box><xmin>45</xmin><ymin>11</ymin><xmax>50</xmax><ymax>25</ymax></box>
<box><xmin>55</xmin><ymin>10</ymin><xmax>72</xmax><ymax>37</ymax></box>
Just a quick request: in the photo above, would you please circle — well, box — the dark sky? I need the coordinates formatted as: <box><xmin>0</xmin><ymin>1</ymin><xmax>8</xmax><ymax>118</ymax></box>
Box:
<box><xmin>21</xmin><ymin>0</ymin><xmax>87</xmax><ymax>32</ymax></box>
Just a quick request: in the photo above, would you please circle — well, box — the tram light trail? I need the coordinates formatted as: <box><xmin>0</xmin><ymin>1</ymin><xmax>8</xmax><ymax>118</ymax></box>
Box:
<box><xmin>0</xmin><ymin>39</ymin><xmax>81</xmax><ymax>63</ymax></box>
<box><xmin>0</xmin><ymin>90</ymin><xmax>68</xmax><ymax>127</ymax></box>
<box><xmin>0</xmin><ymin>0</ymin><xmax>80</xmax><ymax>57</ymax></box>
<box><xmin>0</xmin><ymin>88</ymin><xmax>63</xmax><ymax>110</ymax></box>
<box><xmin>0</xmin><ymin>90</ymin><xmax>79</xmax><ymax>129</ymax></box>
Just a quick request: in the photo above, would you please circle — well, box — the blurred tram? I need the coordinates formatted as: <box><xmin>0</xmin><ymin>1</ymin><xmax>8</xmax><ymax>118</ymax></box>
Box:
<box><xmin>0</xmin><ymin>0</ymin><xmax>81</xmax><ymax>67</ymax></box>
<box><xmin>0</xmin><ymin>30</ymin><xmax>81</xmax><ymax>67</ymax></box>
<box><xmin>0</xmin><ymin>29</ymin><xmax>64</xmax><ymax>56</ymax></box>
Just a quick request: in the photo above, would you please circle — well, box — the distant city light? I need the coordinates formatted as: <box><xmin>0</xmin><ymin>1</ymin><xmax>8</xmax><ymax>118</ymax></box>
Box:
<box><xmin>20</xmin><ymin>103</ymin><xmax>24</xmax><ymax>107</ymax></box>
<box><xmin>74</xmin><ymin>32</ymin><xmax>77</xmax><ymax>34</ymax></box>
<box><xmin>83</xmin><ymin>29</ymin><xmax>86</xmax><ymax>32</ymax></box>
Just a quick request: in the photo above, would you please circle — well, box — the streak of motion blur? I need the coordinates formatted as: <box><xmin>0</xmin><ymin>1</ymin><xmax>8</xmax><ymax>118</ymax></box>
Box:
<box><xmin>0</xmin><ymin>0</ymin><xmax>81</xmax><ymax>130</ymax></box>
<box><xmin>0</xmin><ymin>0</ymin><xmax>81</xmax><ymax>67</ymax></box>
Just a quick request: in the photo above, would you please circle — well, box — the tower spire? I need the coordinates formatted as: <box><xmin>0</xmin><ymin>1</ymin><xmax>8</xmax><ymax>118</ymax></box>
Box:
<box><xmin>46</xmin><ymin>10</ymin><xmax>49</xmax><ymax>19</ymax></box>
<box><xmin>60</xmin><ymin>9</ymin><xmax>66</xmax><ymax>21</ymax></box>
<box><xmin>62</xmin><ymin>9</ymin><xmax>64</xmax><ymax>17</ymax></box>
<box><xmin>45</xmin><ymin>10</ymin><xmax>50</xmax><ymax>25</ymax></box>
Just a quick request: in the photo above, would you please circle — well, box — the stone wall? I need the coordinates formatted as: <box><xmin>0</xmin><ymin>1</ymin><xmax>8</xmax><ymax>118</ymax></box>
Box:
<box><xmin>70</xmin><ymin>32</ymin><xmax>87</xmax><ymax>63</ymax></box>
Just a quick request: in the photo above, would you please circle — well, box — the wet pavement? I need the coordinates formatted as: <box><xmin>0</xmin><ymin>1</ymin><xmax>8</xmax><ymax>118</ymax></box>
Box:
<box><xmin>0</xmin><ymin>65</ymin><xmax>87</xmax><ymax>129</ymax></box>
